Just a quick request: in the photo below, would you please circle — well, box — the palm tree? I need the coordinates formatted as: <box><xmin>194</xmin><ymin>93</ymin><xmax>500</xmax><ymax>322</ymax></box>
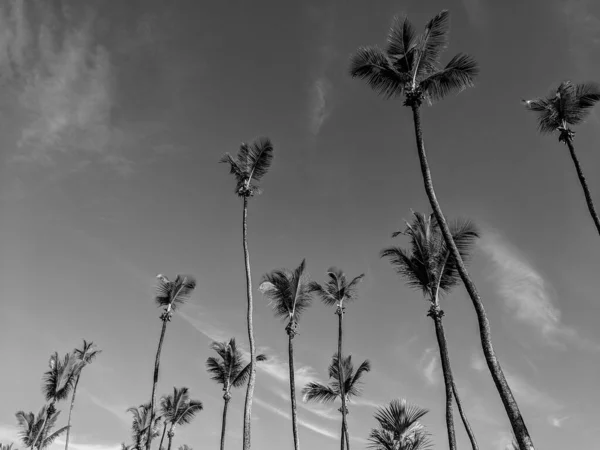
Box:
<box><xmin>1</xmin><ymin>444</ymin><xmax>17</xmax><ymax>450</ymax></box>
<box><xmin>302</xmin><ymin>353</ymin><xmax>371</xmax><ymax>449</ymax></box>
<box><xmin>309</xmin><ymin>269</ymin><xmax>364</xmax><ymax>450</ymax></box>
<box><xmin>523</xmin><ymin>81</ymin><xmax>600</xmax><ymax>236</ymax></box>
<box><xmin>16</xmin><ymin>407</ymin><xmax>69</xmax><ymax>450</ymax></box>
<box><xmin>146</xmin><ymin>274</ymin><xmax>197</xmax><ymax>450</ymax></box>
<box><xmin>178</xmin><ymin>446</ymin><xmax>192</xmax><ymax>450</ymax></box>
<box><xmin>206</xmin><ymin>339</ymin><xmax>268</xmax><ymax>450</ymax></box>
<box><xmin>64</xmin><ymin>340</ymin><xmax>101</xmax><ymax>450</ymax></box>
<box><xmin>381</xmin><ymin>211</ymin><xmax>479</xmax><ymax>450</ymax></box>
<box><xmin>159</xmin><ymin>387</ymin><xmax>203</xmax><ymax>450</ymax></box>
<box><xmin>349</xmin><ymin>11</ymin><xmax>533</xmax><ymax>449</ymax></box>
<box><xmin>128</xmin><ymin>403</ymin><xmax>162</xmax><ymax>450</ymax></box>
<box><xmin>260</xmin><ymin>259</ymin><xmax>313</xmax><ymax>450</ymax></box>
<box><xmin>367</xmin><ymin>399</ymin><xmax>432</xmax><ymax>450</ymax></box>
<box><xmin>220</xmin><ymin>137</ymin><xmax>274</xmax><ymax>450</ymax></box>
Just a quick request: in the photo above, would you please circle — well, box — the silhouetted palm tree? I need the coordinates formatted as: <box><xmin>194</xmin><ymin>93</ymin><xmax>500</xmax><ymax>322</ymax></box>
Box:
<box><xmin>64</xmin><ymin>340</ymin><xmax>101</xmax><ymax>450</ymax></box>
<box><xmin>349</xmin><ymin>11</ymin><xmax>533</xmax><ymax>450</ymax></box>
<box><xmin>206</xmin><ymin>339</ymin><xmax>267</xmax><ymax>450</ymax></box>
<box><xmin>260</xmin><ymin>259</ymin><xmax>313</xmax><ymax>450</ymax></box>
<box><xmin>302</xmin><ymin>353</ymin><xmax>370</xmax><ymax>449</ymax></box>
<box><xmin>367</xmin><ymin>399</ymin><xmax>432</xmax><ymax>450</ymax></box>
<box><xmin>524</xmin><ymin>81</ymin><xmax>600</xmax><ymax>236</ymax></box>
<box><xmin>381</xmin><ymin>211</ymin><xmax>479</xmax><ymax>450</ymax></box>
<box><xmin>159</xmin><ymin>387</ymin><xmax>203</xmax><ymax>450</ymax></box>
<box><xmin>309</xmin><ymin>269</ymin><xmax>364</xmax><ymax>450</ymax></box>
<box><xmin>146</xmin><ymin>274</ymin><xmax>197</xmax><ymax>450</ymax></box>
<box><xmin>128</xmin><ymin>403</ymin><xmax>161</xmax><ymax>450</ymax></box>
<box><xmin>220</xmin><ymin>137</ymin><xmax>274</xmax><ymax>450</ymax></box>
<box><xmin>16</xmin><ymin>407</ymin><xmax>69</xmax><ymax>450</ymax></box>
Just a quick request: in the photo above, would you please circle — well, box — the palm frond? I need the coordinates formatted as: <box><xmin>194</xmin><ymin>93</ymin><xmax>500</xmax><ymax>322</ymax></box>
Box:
<box><xmin>369</xmin><ymin>399</ymin><xmax>432</xmax><ymax>450</ymax></box>
<box><xmin>438</xmin><ymin>219</ymin><xmax>479</xmax><ymax>293</ymax></box>
<box><xmin>154</xmin><ymin>275</ymin><xmax>197</xmax><ymax>311</ymax></box>
<box><xmin>302</xmin><ymin>382</ymin><xmax>339</xmax><ymax>404</ymax></box>
<box><xmin>386</xmin><ymin>15</ymin><xmax>416</xmax><ymax>73</ymax></box>
<box><xmin>174</xmin><ymin>400</ymin><xmax>203</xmax><ymax>425</ymax></box>
<box><xmin>205</xmin><ymin>357</ymin><xmax>226</xmax><ymax>386</ymax></box>
<box><xmin>262</xmin><ymin>260</ymin><xmax>313</xmax><ymax>324</ymax></box>
<box><xmin>413</xmin><ymin>10</ymin><xmax>450</xmax><ymax>80</ymax></box>
<box><xmin>42</xmin><ymin>352</ymin><xmax>80</xmax><ymax>402</ymax></box>
<box><xmin>311</xmin><ymin>267</ymin><xmax>365</xmax><ymax>308</ymax></box>
<box><xmin>41</xmin><ymin>426</ymin><xmax>69</xmax><ymax>448</ymax></box>
<box><xmin>421</xmin><ymin>53</ymin><xmax>478</xmax><ymax>104</ymax></box>
<box><xmin>380</xmin><ymin>246</ymin><xmax>431</xmax><ymax>296</ymax></box>
<box><xmin>349</xmin><ymin>46</ymin><xmax>408</xmax><ymax>99</ymax></box>
<box><xmin>220</xmin><ymin>138</ymin><xmax>274</xmax><ymax>195</ymax></box>
<box><xmin>575</xmin><ymin>82</ymin><xmax>600</xmax><ymax>110</ymax></box>
<box><xmin>73</xmin><ymin>339</ymin><xmax>102</xmax><ymax>364</ymax></box>
<box><xmin>232</xmin><ymin>353</ymin><xmax>267</xmax><ymax>388</ymax></box>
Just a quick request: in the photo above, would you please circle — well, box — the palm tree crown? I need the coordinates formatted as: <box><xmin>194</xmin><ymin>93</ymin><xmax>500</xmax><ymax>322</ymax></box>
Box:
<box><xmin>155</xmin><ymin>275</ymin><xmax>197</xmax><ymax>321</ymax></box>
<box><xmin>127</xmin><ymin>403</ymin><xmax>162</xmax><ymax>450</ymax></box>
<box><xmin>309</xmin><ymin>268</ymin><xmax>364</xmax><ymax>311</ymax></box>
<box><xmin>368</xmin><ymin>399</ymin><xmax>432</xmax><ymax>450</ymax></box>
<box><xmin>159</xmin><ymin>387</ymin><xmax>203</xmax><ymax>428</ymax></box>
<box><xmin>220</xmin><ymin>137</ymin><xmax>274</xmax><ymax>197</ymax></box>
<box><xmin>523</xmin><ymin>81</ymin><xmax>600</xmax><ymax>142</ymax></box>
<box><xmin>349</xmin><ymin>10</ymin><xmax>479</xmax><ymax>106</ymax></box>
<box><xmin>15</xmin><ymin>407</ymin><xmax>69</xmax><ymax>450</ymax></box>
<box><xmin>73</xmin><ymin>340</ymin><xmax>101</xmax><ymax>367</ymax></box>
<box><xmin>42</xmin><ymin>353</ymin><xmax>80</xmax><ymax>406</ymax></box>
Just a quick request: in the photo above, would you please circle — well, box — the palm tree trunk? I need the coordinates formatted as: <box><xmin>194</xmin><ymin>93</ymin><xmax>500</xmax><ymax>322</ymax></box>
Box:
<box><xmin>146</xmin><ymin>319</ymin><xmax>169</xmax><ymax>450</ymax></box>
<box><xmin>158</xmin><ymin>422</ymin><xmax>167</xmax><ymax>450</ymax></box>
<box><xmin>220</xmin><ymin>396</ymin><xmax>230</xmax><ymax>450</ymax></box>
<box><xmin>340</xmin><ymin>421</ymin><xmax>345</xmax><ymax>450</ymax></box>
<box><xmin>337</xmin><ymin>309</ymin><xmax>349</xmax><ymax>450</ymax></box>
<box><xmin>410</xmin><ymin>104</ymin><xmax>534</xmax><ymax>450</ymax></box>
<box><xmin>287</xmin><ymin>331</ymin><xmax>300</xmax><ymax>450</ymax></box>
<box><xmin>241</xmin><ymin>195</ymin><xmax>257</xmax><ymax>450</ymax></box>
<box><xmin>566</xmin><ymin>139</ymin><xmax>600</xmax><ymax>236</ymax></box>
<box><xmin>64</xmin><ymin>375</ymin><xmax>81</xmax><ymax>450</ymax></box>
<box><xmin>167</xmin><ymin>425</ymin><xmax>175</xmax><ymax>450</ymax></box>
<box><xmin>452</xmin><ymin>381</ymin><xmax>479</xmax><ymax>450</ymax></box>
<box><xmin>32</xmin><ymin>402</ymin><xmax>53</xmax><ymax>450</ymax></box>
<box><xmin>343</xmin><ymin>421</ymin><xmax>350</xmax><ymax>450</ymax></box>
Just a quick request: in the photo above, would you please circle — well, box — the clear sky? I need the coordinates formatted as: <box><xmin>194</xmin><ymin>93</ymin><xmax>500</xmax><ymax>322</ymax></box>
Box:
<box><xmin>1</xmin><ymin>1</ymin><xmax>599</xmax><ymax>449</ymax></box>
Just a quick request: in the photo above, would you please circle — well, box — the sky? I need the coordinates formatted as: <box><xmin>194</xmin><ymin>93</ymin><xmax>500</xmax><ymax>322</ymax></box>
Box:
<box><xmin>0</xmin><ymin>0</ymin><xmax>599</xmax><ymax>449</ymax></box>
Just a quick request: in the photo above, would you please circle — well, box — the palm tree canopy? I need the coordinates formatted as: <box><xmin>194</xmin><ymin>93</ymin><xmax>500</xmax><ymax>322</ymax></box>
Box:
<box><xmin>127</xmin><ymin>403</ymin><xmax>161</xmax><ymax>446</ymax></box>
<box><xmin>16</xmin><ymin>407</ymin><xmax>69</xmax><ymax>449</ymax></box>
<box><xmin>368</xmin><ymin>399</ymin><xmax>432</xmax><ymax>450</ymax></box>
<box><xmin>302</xmin><ymin>354</ymin><xmax>371</xmax><ymax>404</ymax></box>
<box><xmin>1</xmin><ymin>444</ymin><xmax>17</xmax><ymax>450</ymax></box>
<box><xmin>381</xmin><ymin>211</ymin><xmax>478</xmax><ymax>301</ymax></box>
<box><xmin>72</xmin><ymin>340</ymin><xmax>101</xmax><ymax>376</ymax></box>
<box><xmin>349</xmin><ymin>10</ymin><xmax>479</xmax><ymax>105</ymax></box>
<box><xmin>219</xmin><ymin>137</ymin><xmax>274</xmax><ymax>196</ymax></box>
<box><xmin>160</xmin><ymin>387</ymin><xmax>203</xmax><ymax>426</ymax></box>
<box><xmin>154</xmin><ymin>275</ymin><xmax>197</xmax><ymax>311</ymax></box>
<box><xmin>206</xmin><ymin>338</ymin><xmax>267</xmax><ymax>389</ymax></box>
<box><xmin>42</xmin><ymin>352</ymin><xmax>81</xmax><ymax>403</ymax></box>
<box><xmin>309</xmin><ymin>267</ymin><xmax>364</xmax><ymax>308</ymax></box>
<box><xmin>523</xmin><ymin>81</ymin><xmax>600</xmax><ymax>135</ymax></box>
<box><xmin>260</xmin><ymin>259</ymin><xmax>313</xmax><ymax>324</ymax></box>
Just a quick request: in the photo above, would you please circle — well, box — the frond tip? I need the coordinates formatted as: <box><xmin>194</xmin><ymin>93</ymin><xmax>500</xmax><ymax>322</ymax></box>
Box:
<box><xmin>220</xmin><ymin>137</ymin><xmax>274</xmax><ymax>197</ymax></box>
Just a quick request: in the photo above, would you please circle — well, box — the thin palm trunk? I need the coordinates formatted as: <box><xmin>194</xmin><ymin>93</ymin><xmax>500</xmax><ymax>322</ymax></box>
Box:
<box><xmin>566</xmin><ymin>139</ymin><xmax>600</xmax><ymax>236</ymax></box>
<box><xmin>32</xmin><ymin>402</ymin><xmax>53</xmax><ymax>450</ymax></box>
<box><xmin>159</xmin><ymin>422</ymin><xmax>167</xmax><ymax>450</ymax></box>
<box><xmin>64</xmin><ymin>375</ymin><xmax>81</xmax><ymax>450</ymax></box>
<box><xmin>242</xmin><ymin>196</ymin><xmax>257</xmax><ymax>450</ymax></box>
<box><xmin>340</xmin><ymin>422</ymin><xmax>345</xmax><ymax>450</ymax></box>
<box><xmin>288</xmin><ymin>332</ymin><xmax>300</xmax><ymax>450</ymax></box>
<box><xmin>452</xmin><ymin>382</ymin><xmax>479</xmax><ymax>450</ymax></box>
<box><xmin>410</xmin><ymin>104</ymin><xmax>534</xmax><ymax>450</ymax></box>
<box><xmin>337</xmin><ymin>310</ymin><xmax>349</xmax><ymax>450</ymax></box>
<box><xmin>167</xmin><ymin>424</ymin><xmax>175</xmax><ymax>450</ymax></box>
<box><xmin>343</xmin><ymin>421</ymin><xmax>350</xmax><ymax>450</ymax></box>
<box><xmin>220</xmin><ymin>395</ymin><xmax>230</xmax><ymax>450</ymax></box>
<box><xmin>147</xmin><ymin>319</ymin><xmax>168</xmax><ymax>450</ymax></box>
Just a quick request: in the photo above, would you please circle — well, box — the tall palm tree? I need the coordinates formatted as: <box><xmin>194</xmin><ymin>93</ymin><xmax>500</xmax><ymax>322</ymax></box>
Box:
<box><xmin>206</xmin><ymin>339</ymin><xmax>268</xmax><ymax>450</ymax></box>
<box><xmin>309</xmin><ymin>269</ymin><xmax>364</xmax><ymax>450</ymax></box>
<box><xmin>220</xmin><ymin>137</ymin><xmax>274</xmax><ymax>450</ymax></box>
<box><xmin>349</xmin><ymin>11</ymin><xmax>533</xmax><ymax>449</ymax></box>
<box><xmin>16</xmin><ymin>407</ymin><xmax>69</xmax><ymax>450</ymax></box>
<box><xmin>128</xmin><ymin>403</ymin><xmax>162</xmax><ymax>450</ymax></box>
<box><xmin>302</xmin><ymin>353</ymin><xmax>371</xmax><ymax>449</ymax></box>
<box><xmin>146</xmin><ymin>274</ymin><xmax>197</xmax><ymax>450</ymax></box>
<box><xmin>381</xmin><ymin>211</ymin><xmax>479</xmax><ymax>450</ymax></box>
<box><xmin>367</xmin><ymin>399</ymin><xmax>432</xmax><ymax>450</ymax></box>
<box><xmin>259</xmin><ymin>259</ymin><xmax>313</xmax><ymax>450</ymax></box>
<box><xmin>523</xmin><ymin>81</ymin><xmax>600</xmax><ymax>236</ymax></box>
<box><xmin>64</xmin><ymin>340</ymin><xmax>101</xmax><ymax>450</ymax></box>
<box><xmin>159</xmin><ymin>387</ymin><xmax>203</xmax><ymax>450</ymax></box>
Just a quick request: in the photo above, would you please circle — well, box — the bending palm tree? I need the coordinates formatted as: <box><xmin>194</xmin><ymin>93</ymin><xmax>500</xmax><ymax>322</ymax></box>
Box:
<box><xmin>220</xmin><ymin>137</ymin><xmax>274</xmax><ymax>450</ymax></box>
<box><xmin>523</xmin><ymin>81</ymin><xmax>600</xmax><ymax>236</ymax></box>
<box><xmin>206</xmin><ymin>338</ymin><xmax>267</xmax><ymax>450</ymax></box>
<box><xmin>146</xmin><ymin>274</ymin><xmax>197</xmax><ymax>450</ymax></box>
<box><xmin>367</xmin><ymin>399</ymin><xmax>432</xmax><ymax>450</ymax></box>
<box><xmin>16</xmin><ymin>407</ymin><xmax>69</xmax><ymax>450</ymax></box>
<box><xmin>302</xmin><ymin>353</ymin><xmax>370</xmax><ymax>449</ymax></box>
<box><xmin>309</xmin><ymin>268</ymin><xmax>364</xmax><ymax>450</ymax></box>
<box><xmin>381</xmin><ymin>211</ymin><xmax>479</xmax><ymax>450</ymax></box>
<box><xmin>350</xmin><ymin>10</ymin><xmax>533</xmax><ymax>449</ymax></box>
<box><xmin>64</xmin><ymin>340</ymin><xmax>101</xmax><ymax>450</ymax></box>
<box><xmin>128</xmin><ymin>403</ymin><xmax>162</xmax><ymax>450</ymax></box>
<box><xmin>260</xmin><ymin>259</ymin><xmax>313</xmax><ymax>450</ymax></box>
<box><xmin>159</xmin><ymin>387</ymin><xmax>203</xmax><ymax>450</ymax></box>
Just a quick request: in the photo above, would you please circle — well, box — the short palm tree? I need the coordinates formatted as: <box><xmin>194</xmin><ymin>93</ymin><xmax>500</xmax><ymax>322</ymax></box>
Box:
<box><xmin>260</xmin><ymin>259</ymin><xmax>313</xmax><ymax>450</ymax></box>
<box><xmin>350</xmin><ymin>11</ymin><xmax>533</xmax><ymax>450</ymax></box>
<box><xmin>128</xmin><ymin>403</ymin><xmax>162</xmax><ymax>450</ymax></box>
<box><xmin>309</xmin><ymin>269</ymin><xmax>364</xmax><ymax>450</ymax></box>
<box><xmin>178</xmin><ymin>446</ymin><xmax>192</xmax><ymax>450</ymax></box>
<box><xmin>64</xmin><ymin>340</ymin><xmax>101</xmax><ymax>450</ymax></box>
<box><xmin>220</xmin><ymin>137</ymin><xmax>274</xmax><ymax>450</ymax></box>
<box><xmin>381</xmin><ymin>211</ymin><xmax>479</xmax><ymax>450</ymax></box>
<box><xmin>367</xmin><ymin>399</ymin><xmax>432</xmax><ymax>450</ymax></box>
<box><xmin>206</xmin><ymin>338</ymin><xmax>267</xmax><ymax>450</ymax></box>
<box><xmin>159</xmin><ymin>387</ymin><xmax>203</xmax><ymax>450</ymax></box>
<box><xmin>302</xmin><ymin>353</ymin><xmax>370</xmax><ymax>449</ymax></box>
<box><xmin>16</xmin><ymin>406</ymin><xmax>69</xmax><ymax>450</ymax></box>
<box><xmin>523</xmin><ymin>81</ymin><xmax>600</xmax><ymax>236</ymax></box>
<box><xmin>1</xmin><ymin>444</ymin><xmax>17</xmax><ymax>450</ymax></box>
<box><xmin>146</xmin><ymin>274</ymin><xmax>197</xmax><ymax>450</ymax></box>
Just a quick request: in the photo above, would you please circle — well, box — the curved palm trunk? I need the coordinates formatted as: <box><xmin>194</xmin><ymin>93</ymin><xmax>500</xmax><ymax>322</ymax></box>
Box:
<box><xmin>166</xmin><ymin>425</ymin><xmax>175</xmax><ymax>450</ymax></box>
<box><xmin>337</xmin><ymin>309</ymin><xmax>349</xmax><ymax>450</ymax></box>
<box><xmin>452</xmin><ymin>382</ymin><xmax>479</xmax><ymax>450</ymax></box>
<box><xmin>32</xmin><ymin>402</ymin><xmax>53</xmax><ymax>450</ymax></box>
<box><xmin>220</xmin><ymin>395</ymin><xmax>230</xmax><ymax>450</ymax></box>
<box><xmin>566</xmin><ymin>139</ymin><xmax>600</xmax><ymax>236</ymax></box>
<box><xmin>241</xmin><ymin>196</ymin><xmax>258</xmax><ymax>450</ymax></box>
<box><xmin>287</xmin><ymin>331</ymin><xmax>300</xmax><ymax>450</ymax></box>
<box><xmin>146</xmin><ymin>319</ymin><xmax>169</xmax><ymax>450</ymax></box>
<box><xmin>64</xmin><ymin>375</ymin><xmax>81</xmax><ymax>450</ymax></box>
<box><xmin>410</xmin><ymin>104</ymin><xmax>534</xmax><ymax>450</ymax></box>
<box><xmin>158</xmin><ymin>422</ymin><xmax>167</xmax><ymax>450</ymax></box>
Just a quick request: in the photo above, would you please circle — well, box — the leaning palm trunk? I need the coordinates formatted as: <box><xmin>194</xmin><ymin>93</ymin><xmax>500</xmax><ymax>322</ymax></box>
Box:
<box><xmin>64</xmin><ymin>375</ymin><xmax>81</xmax><ymax>450</ymax></box>
<box><xmin>566</xmin><ymin>139</ymin><xmax>600</xmax><ymax>235</ymax></box>
<box><xmin>410</xmin><ymin>104</ymin><xmax>534</xmax><ymax>450</ymax></box>
<box><xmin>453</xmin><ymin>382</ymin><xmax>479</xmax><ymax>450</ymax></box>
<box><xmin>158</xmin><ymin>422</ymin><xmax>167</xmax><ymax>450</ymax></box>
<box><xmin>147</xmin><ymin>319</ymin><xmax>168</xmax><ymax>450</ymax></box>
<box><xmin>32</xmin><ymin>402</ymin><xmax>53</xmax><ymax>450</ymax></box>
<box><xmin>220</xmin><ymin>393</ymin><xmax>231</xmax><ymax>450</ymax></box>
<box><xmin>241</xmin><ymin>196</ymin><xmax>258</xmax><ymax>450</ymax></box>
<box><xmin>166</xmin><ymin>425</ymin><xmax>175</xmax><ymax>450</ymax></box>
<box><xmin>287</xmin><ymin>325</ymin><xmax>300</xmax><ymax>450</ymax></box>
<box><xmin>337</xmin><ymin>310</ymin><xmax>349</xmax><ymax>450</ymax></box>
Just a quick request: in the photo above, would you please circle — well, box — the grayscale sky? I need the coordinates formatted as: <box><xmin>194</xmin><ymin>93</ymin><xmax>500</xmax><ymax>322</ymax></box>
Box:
<box><xmin>1</xmin><ymin>1</ymin><xmax>599</xmax><ymax>449</ymax></box>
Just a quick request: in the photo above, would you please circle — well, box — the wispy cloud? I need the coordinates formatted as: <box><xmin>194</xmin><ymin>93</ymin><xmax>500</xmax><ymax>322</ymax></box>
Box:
<box><xmin>86</xmin><ymin>392</ymin><xmax>131</xmax><ymax>425</ymax></box>
<box><xmin>461</xmin><ymin>0</ymin><xmax>488</xmax><ymax>30</ymax></box>
<box><xmin>548</xmin><ymin>415</ymin><xmax>570</xmax><ymax>428</ymax></box>
<box><xmin>309</xmin><ymin>77</ymin><xmax>332</xmax><ymax>136</ymax></box>
<box><xmin>419</xmin><ymin>347</ymin><xmax>440</xmax><ymax>386</ymax></box>
<box><xmin>504</xmin><ymin>368</ymin><xmax>562</xmax><ymax>413</ymax></box>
